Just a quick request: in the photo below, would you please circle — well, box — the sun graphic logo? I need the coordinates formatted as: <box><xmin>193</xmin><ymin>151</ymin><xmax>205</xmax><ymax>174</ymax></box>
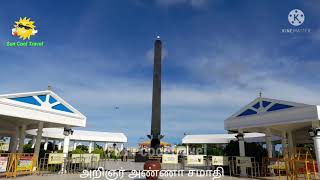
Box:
<box><xmin>12</xmin><ymin>17</ymin><xmax>38</xmax><ymax>40</ymax></box>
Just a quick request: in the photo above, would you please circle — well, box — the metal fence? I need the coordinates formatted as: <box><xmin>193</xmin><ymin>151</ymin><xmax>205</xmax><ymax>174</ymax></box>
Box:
<box><xmin>36</xmin><ymin>154</ymin><xmax>257</xmax><ymax>177</ymax></box>
<box><xmin>36</xmin><ymin>156</ymin><xmax>208</xmax><ymax>175</ymax></box>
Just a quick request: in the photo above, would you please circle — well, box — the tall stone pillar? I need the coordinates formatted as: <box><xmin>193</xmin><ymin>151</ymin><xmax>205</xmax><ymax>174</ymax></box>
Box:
<box><xmin>9</xmin><ymin>127</ymin><xmax>19</xmax><ymax>153</ymax></box>
<box><xmin>18</xmin><ymin>124</ymin><xmax>27</xmax><ymax>153</ymax></box>
<box><xmin>281</xmin><ymin>131</ymin><xmax>288</xmax><ymax>158</ymax></box>
<box><xmin>287</xmin><ymin>131</ymin><xmax>294</xmax><ymax>155</ymax></box>
<box><xmin>34</xmin><ymin>122</ymin><xmax>43</xmax><ymax>158</ymax></box>
<box><xmin>150</xmin><ymin>36</ymin><xmax>162</xmax><ymax>150</ymax></box>
<box><xmin>265</xmin><ymin>128</ymin><xmax>273</xmax><ymax>158</ymax></box>
<box><xmin>33</xmin><ymin>122</ymin><xmax>43</xmax><ymax>170</ymax></box>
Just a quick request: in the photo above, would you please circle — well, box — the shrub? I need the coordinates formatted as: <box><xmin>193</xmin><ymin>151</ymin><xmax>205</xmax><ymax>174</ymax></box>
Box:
<box><xmin>23</xmin><ymin>144</ymin><xmax>34</xmax><ymax>153</ymax></box>
<box><xmin>76</xmin><ymin>145</ymin><xmax>88</xmax><ymax>153</ymax></box>
<box><xmin>72</xmin><ymin>148</ymin><xmax>84</xmax><ymax>154</ymax></box>
<box><xmin>92</xmin><ymin>148</ymin><xmax>105</xmax><ymax>158</ymax></box>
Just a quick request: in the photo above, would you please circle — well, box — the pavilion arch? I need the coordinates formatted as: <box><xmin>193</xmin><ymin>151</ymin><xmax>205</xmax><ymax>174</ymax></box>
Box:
<box><xmin>0</xmin><ymin>90</ymin><xmax>86</xmax><ymax>160</ymax></box>
<box><xmin>224</xmin><ymin>96</ymin><xmax>320</xmax><ymax>175</ymax></box>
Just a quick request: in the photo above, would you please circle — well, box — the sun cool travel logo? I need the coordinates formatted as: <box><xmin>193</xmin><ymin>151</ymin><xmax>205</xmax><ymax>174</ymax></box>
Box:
<box><xmin>6</xmin><ymin>17</ymin><xmax>44</xmax><ymax>47</ymax></box>
<box><xmin>12</xmin><ymin>17</ymin><xmax>38</xmax><ymax>40</ymax></box>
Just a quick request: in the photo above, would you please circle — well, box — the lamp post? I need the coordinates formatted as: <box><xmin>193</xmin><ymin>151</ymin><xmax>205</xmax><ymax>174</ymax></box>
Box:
<box><xmin>61</xmin><ymin>128</ymin><xmax>73</xmax><ymax>173</ymax></box>
<box><xmin>62</xmin><ymin>128</ymin><xmax>73</xmax><ymax>155</ymax></box>
<box><xmin>63</xmin><ymin>128</ymin><xmax>74</xmax><ymax>136</ymax></box>
<box><xmin>235</xmin><ymin>133</ymin><xmax>244</xmax><ymax>141</ymax></box>
<box><xmin>236</xmin><ymin>132</ymin><xmax>247</xmax><ymax>176</ymax></box>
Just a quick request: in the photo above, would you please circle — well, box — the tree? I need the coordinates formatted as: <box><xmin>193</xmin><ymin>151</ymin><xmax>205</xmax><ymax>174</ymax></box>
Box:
<box><xmin>207</xmin><ymin>146</ymin><xmax>224</xmax><ymax>156</ymax></box>
<box><xmin>23</xmin><ymin>144</ymin><xmax>34</xmax><ymax>153</ymax></box>
<box><xmin>95</xmin><ymin>144</ymin><xmax>103</xmax><ymax>150</ymax></box>
<box><xmin>76</xmin><ymin>145</ymin><xmax>88</xmax><ymax>153</ymax></box>
<box><xmin>225</xmin><ymin>140</ymin><xmax>267</xmax><ymax>163</ymax></box>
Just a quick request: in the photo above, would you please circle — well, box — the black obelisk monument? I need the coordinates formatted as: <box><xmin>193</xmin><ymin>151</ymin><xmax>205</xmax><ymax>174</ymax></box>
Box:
<box><xmin>144</xmin><ymin>36</ymin><xmax>162</xmax><ymax>180</ymax></box>
<box><xmin>150</xmin><ymin>36</ymin><xmax>162</xmax><ymax>150</ymax></box>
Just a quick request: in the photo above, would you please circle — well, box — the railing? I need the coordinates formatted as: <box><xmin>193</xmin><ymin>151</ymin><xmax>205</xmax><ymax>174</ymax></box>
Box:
<box><xmin>46</xmin><ymin>155</ymin><xmax>254</xmax><ymax>176</ymax></box>
<box><xmin>0</xmin><ymin>153</ymin><xmax>35</xmax><ymax>178</ymax></box>
<box><xmin>4</xmin><ymin>152</ymin><xmax>318</xmax><ymax>179</ymax></box>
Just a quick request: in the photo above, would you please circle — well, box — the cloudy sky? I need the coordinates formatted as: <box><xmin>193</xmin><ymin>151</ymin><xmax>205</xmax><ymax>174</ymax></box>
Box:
<box><xmin>1</xmin><ymin>0</ymin><xmax>320</xmax><ymax>146</ymax></box>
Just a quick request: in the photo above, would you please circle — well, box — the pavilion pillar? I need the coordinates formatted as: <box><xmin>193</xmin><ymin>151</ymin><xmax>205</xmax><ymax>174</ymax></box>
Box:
<box><xmin>120</xmin><ymin>143</ymin><xmax>124</xmax><ymax>151</ymax></box>
<box><xmin>287</xmin><ymin>131</ymin><xmax>294</xmax><ymax>156</ymax></box>
<box><xmin>58</xmin><ymin>141</ymin><xmax>62</xmax><ymax>150</ymax></box>
<box><xmin>33</xmin><ymin>122</ymin><xmax>43</xmax><ymax>169</ymax></box>
<box><xmin>18</xmin><ymin>124</ymin><xmax>27</xmax><ymax>153</ymax></box>
<box><xmin>44</xmin><ymin>138</ymin><xmax>49</xmax><ymax>151</ymax></box>
<box><xmin>281</xmin><ymin>131</ymin><xmax>288</xmax><ymax>158</ymax></box>
<box><xmin>61</xmin><ymin>131</ymin><xmax>72</xmax><ymax>173</ymax></box>
<box><xmin>52</xmin><ymin>140</ymin><xmax>56</xmax><ymax>151</ymax></box>
<box><xmin>265</xmin><ymin>128</ymin><xmax>273</xmax><ymax>158</ymax></box>
<box><xmin>9</xmin><ymin>127</ymin><xmax>19</xmax><ymax>153</ymax></box>
<box><xmin>104</xmin><ymin>142</ymin><xmax>108</xmax><ymax>151</ymax></box>
<box><xmin>88</xmin><ymin>141</ymin><xmax>93</xmax><ymax>153</ymax></box>
<box><xmin>73</xmin><ymin>141</ymin><xmax>77</xmax><ymax>150</ymax></box>
<box><xmin>34</xmin><ymin>122</ymin><xmax>43</xmax><ymax>156</ymax></box>
<box><xmin>313</xmin><ymin>136</ymin><xmax>320</xmax><ymax>174</ymax></box>
<box><xmin>186</xmin><ymin>144</ymin><xmax>189</xmax><ymax>156</ymax></box>
<box><xmin>311</xmin><ymin>121</ymin><xmax>320</xmax><ymax>174</ymax></box>
<box><xmin>238</xmin><ymin>129</ymin><xmax>247</xmax><ymax>177</ymax></box>
<box><xmin>63</xmin><ymin>135</ymin><xmax>70</xmax><ymax>157</ymax></box>
<box><xmin>265</xmin><ymin>128</ymin><xmax>275</xmax><ymax>175</ymax></box>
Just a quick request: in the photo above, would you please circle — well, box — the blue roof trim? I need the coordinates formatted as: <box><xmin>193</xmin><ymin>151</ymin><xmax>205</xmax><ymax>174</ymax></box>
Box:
<box><xmin>10</xmin><ymin>96</ymin><xmax>41</xmax><ymax>106</ymax></box>
<box><xmin>262</xmin><ymin>101</ymin><xmax>271</xmax><ymax>108</ymax></box>
<box><xmin>52</xmin><ymin>103</ymin><xmax>74</xmax><ymax>113</ymax></box>
<box><xmin>238</xmin><ymin>109</ymin><xmax>257</xmax><ymax>117</ymax></box>
<box><xmin>267</xmin><ymin>103</ymin><xmax>294</xmax><ymax>112</ymax></box>
<box><xmin>38</xmin><ymin>95</ymin><xmax>46</xmax><ymax>102</ymax></box>
<box><xmin>49</xmin><ymin>96</ymin><xmax>57</xmax><ymax>104</ymax></box>
<box><xmin>252</xmin><ymin>102</ymin><xmax>260</xmax><ymax>109</ymax></box>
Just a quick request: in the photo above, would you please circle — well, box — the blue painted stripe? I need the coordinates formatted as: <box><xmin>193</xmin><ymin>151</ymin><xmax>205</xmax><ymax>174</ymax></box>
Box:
<box><xmin>267</xmin><ymin>103</ymin><xmax>294</xmax><ymax>112</ymax></box>
<box><xmin>262</xmin><ymin>101</ymin><xmax>271</xmax><ymax>108</ymax></box>
<box><xmin>49</xmin><ymin>96</ymin><xmax>57</xmax><ymax>104</ymax></box>
<box><xmin>237</xmin><ymin>109</ymin><xmax>257</xmax><ymax>117</ymax></box>
<box><xmin>252</xmin><ymin>102</ymin><xmax>260</xmax><ymax>109</ymax></box>
<box><xmin>38</xmin><ymin>95</ymin><xmax>46</xmax><ymax>102</ymax></box>
<box><xmin>10</xmin><ymin>96</ymin><xmax>41</xmax><ymax>106</ymax></box>
<box><xmin>52</xmin><ymin>103</ymin><xmax>73</xmax><ymax>113</ymax></box>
